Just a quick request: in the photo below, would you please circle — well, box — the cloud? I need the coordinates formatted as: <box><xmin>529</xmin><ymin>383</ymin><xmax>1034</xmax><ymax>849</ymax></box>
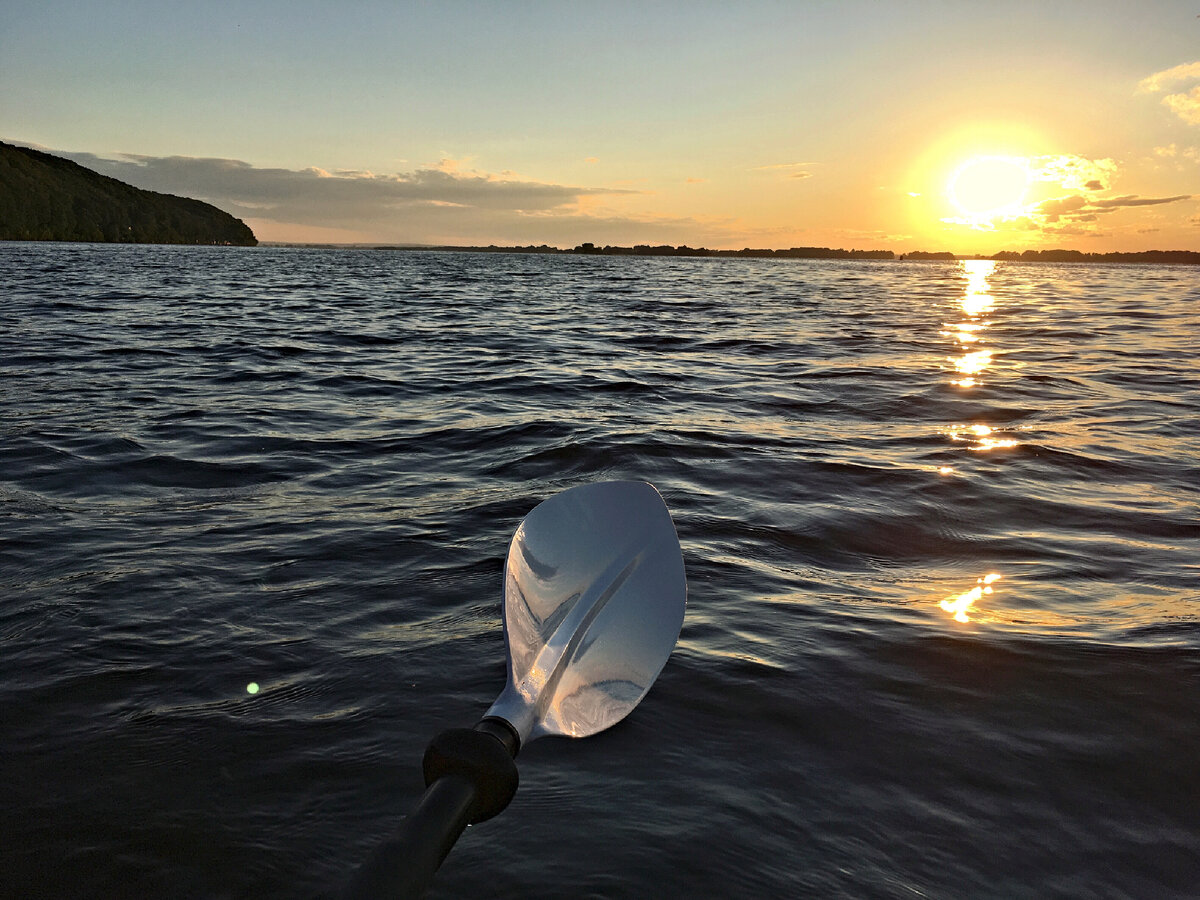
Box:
<box><xmin>40</xmin><ymin>148</ymin><xmax>652</xmax><ymax>242</ymax></box>
<box><xmin>752</xmin><ymin>161</ymin><xmax>816</xmax><ymax>179</ymax></box>
<box><xmin>948</xmin><ymin>178</ymin><xmax>1191</xmax><ymax>233</ymax></box>
<box><xmin>1138</xmin><ymin>61</ymin><xmax>1200</xmax><ymax>93</ymax></box>
<box><xmin>1089</xmin><ymin>194</ymin><xmax>1191</xmax><ymax>208</ymax></box>
<box><xmin>1163</xmin><ymin>86</ymin><xmax>1200</xmax><ymax>125</ymax></box>
<box><xmin>43</xmin><ymin>145</ymin><xmax>833</xmax><ymax>247</ymax></box>
<box><xmin>1035</xmin><ymin>193</ymin><xmax>1190</xmax><ymax>224</ymax></box>
<box><xmin>1037</xmin><ymin>195</ymin><xmax>1088</xmax><ymax>217</ymax></box>
<box><xmin>1040</xmin><ymin>224</ymin><xmax>1096</xmax><ymax>236</ymax></box>
<box><xmin>1155</xmin><ymin>144</ymin><xmax>1200</xmax><ymax>164</ymax></box>
<box><xmin>60</xmin><ymin>151</ymin><xmax>572</xmax><ymax>210</ymax></box>
<box><xmin>1139</xmin><ymin>62</ymin><xmax>1200</xmax><ymax>124</ymax></box>
<box><xmin>1031</xmin><ymin>154</ymin><xmax>1117</xmax><ymax>191</ymax></box>
<box><xmin>942</xmin><ymin>145</ymin><xmax>1193</xmax><ymax>238</ymax></box>
<box><xmin>752</xmin><ymin>161</ymin><xmax>818</xmax><ymax>170</ymax></box>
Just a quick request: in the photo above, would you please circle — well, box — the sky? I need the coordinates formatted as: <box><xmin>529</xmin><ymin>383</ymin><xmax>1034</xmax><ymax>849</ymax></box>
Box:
<box><xmin>3</xmin><ymin>0</ymin><xmax>1200</xmax><ymax>252</ymax></box>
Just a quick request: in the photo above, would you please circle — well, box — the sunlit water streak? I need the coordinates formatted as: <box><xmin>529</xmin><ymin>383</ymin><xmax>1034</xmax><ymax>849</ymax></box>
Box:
<box><xmin>2</xmin><ymin>244</ymin><xmax>1199</xmax><ymax>898</ymax></box>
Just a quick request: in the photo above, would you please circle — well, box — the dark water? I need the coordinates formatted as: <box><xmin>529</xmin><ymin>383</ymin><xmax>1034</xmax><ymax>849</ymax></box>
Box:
<box><xmin>2</xmin><ymin>243</ymin><xmax>1198</xmax><ymax>899</ymax></box>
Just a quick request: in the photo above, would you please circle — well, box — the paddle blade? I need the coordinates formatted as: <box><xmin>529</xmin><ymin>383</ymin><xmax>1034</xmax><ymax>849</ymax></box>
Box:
<box><xmin>484</xmin><ymin>481</ymin><xmax>686</xmax><ymax>745</ymax></box>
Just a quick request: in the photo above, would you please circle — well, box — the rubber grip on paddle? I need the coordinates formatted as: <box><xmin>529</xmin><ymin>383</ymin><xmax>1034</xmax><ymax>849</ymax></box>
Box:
<box><xmin>423</xmin><ymin>726</ymin><xmax>518</xmax><ymax>824</ymax></box>
<box><xmin>342</xmin><ymin>723</ymin><xmax>519</xmax><ymax>899</ymax></box>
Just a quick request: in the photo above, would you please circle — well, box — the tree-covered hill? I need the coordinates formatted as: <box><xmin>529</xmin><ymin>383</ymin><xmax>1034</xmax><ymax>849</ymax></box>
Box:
<box><xmin>0</xmin><ymin>141</ymin><xmax>257</xmax><ymax>245</ymax></box>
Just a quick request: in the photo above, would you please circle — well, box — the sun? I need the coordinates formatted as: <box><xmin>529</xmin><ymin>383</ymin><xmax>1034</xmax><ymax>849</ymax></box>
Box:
<box><xmin>948</xmin><ymin>156</ymin><xmax>1031</xmax><ymax>218</ymax></box>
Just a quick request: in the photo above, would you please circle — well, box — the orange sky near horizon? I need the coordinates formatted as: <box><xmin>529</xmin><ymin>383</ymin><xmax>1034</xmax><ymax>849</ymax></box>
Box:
<box><xmin>3</xmin><ymin>1</ymin><xmax>1199</xmax><ymax>252</ymax></box>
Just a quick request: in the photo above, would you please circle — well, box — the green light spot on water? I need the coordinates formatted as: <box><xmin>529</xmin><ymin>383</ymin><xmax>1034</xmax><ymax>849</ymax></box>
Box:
<box><xmin>247</xmin><ymin>682</ymin><xmax>260</xmax><ymax>694</ymax></box>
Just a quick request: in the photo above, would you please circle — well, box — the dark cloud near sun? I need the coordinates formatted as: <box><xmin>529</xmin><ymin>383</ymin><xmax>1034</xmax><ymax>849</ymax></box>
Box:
<box><xmin>1037</xmin><ymin>192</ymin><xmax>1190</xmax><ymax>224</ymax></box>
<box><xmin>1037</xmin><ymin>195</ymin><xmax>1089</xmax><ymax>217</ymax></box>
<box><xmin>1089</xmin><ymin>193</ymin><xmax>1191</xmax><ymax>208</ymax></box>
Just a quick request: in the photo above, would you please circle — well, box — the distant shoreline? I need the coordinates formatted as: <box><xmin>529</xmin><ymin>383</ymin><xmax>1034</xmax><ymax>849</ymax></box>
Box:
<box><xmin>259</xmin><ymin>242</ymin><xmax>1200</xmax><ymax>265</ymax></box>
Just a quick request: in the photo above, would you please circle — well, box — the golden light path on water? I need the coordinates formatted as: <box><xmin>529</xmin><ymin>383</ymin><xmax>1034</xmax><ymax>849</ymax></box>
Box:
<box><xmin>945</xmin><ymin>259</ymin><xmax>997</xmax><ymax>388</ymax></box>
<box><xmin>940</xmin><ymin>261</ymin><xmax>1021</xmax><ymax>452</ymax></box>
<box><xmin>936</xmin><ymin>261</ymin><xmax>1013</xmax><ymax>623</ymax></box>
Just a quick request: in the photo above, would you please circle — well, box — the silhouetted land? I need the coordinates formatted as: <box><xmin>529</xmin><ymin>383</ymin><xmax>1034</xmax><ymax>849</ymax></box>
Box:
<box><xmin>0</xmin><ymin>142</ymin><xmax>257</xmax><ymax>245</ymax></box>
<box><xmin>568</xmin><ymin>242</ymin><xmax>895</xmax><ymax>259</ymax></box>
<box><xmin>268</xmin><ymin>242</ymin><xmax>1200</xmax><ymax>264</ymax></box>
<box><xmin>990</xmin><ymin>248</ymin><xmax>1200</xmax><ymax>264</ymax></box>
<box><xmin>273</xmin><ymin>242</ymin><xmax>898</xmax><ymax>259</ymax></box>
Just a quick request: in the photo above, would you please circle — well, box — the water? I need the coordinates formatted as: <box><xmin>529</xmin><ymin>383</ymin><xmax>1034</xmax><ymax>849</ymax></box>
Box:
<box><xmin>2</xmin><ymin>243</ymin><xmax>1198</xmax><ymax>898</ymax></box>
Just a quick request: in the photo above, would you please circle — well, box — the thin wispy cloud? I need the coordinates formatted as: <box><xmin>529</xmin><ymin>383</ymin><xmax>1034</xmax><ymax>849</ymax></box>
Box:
<box><xmin>1089</xmin><ymin>194</ymin><xmax>1191</xmax><ymax>209</ymax></box>
<box><xmin>751</xmin><ymin>162</ymin><xmax>816</xmax><ymax>179</ymax></box>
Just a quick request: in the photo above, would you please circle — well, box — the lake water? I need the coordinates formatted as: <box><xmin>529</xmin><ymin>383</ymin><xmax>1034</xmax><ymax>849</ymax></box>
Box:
<box><xmin>2</xmin><ymin>242</ymin><xmax>1198</xmax><ymax>898</ymax></box>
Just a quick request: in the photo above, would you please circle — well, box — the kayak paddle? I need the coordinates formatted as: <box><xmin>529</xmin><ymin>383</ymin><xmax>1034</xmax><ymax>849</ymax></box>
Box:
<box><xmin>344</xmin><ymin>480</ymin><xmax>687</xmax><ymax>898</ymax></box>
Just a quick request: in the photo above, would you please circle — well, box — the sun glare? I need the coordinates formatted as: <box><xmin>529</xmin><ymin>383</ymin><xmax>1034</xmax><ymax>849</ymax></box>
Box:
<box><xmin>948</xmin><ymin>156</ymin><xmax>1030</xmax><ymax>218</ymax></box>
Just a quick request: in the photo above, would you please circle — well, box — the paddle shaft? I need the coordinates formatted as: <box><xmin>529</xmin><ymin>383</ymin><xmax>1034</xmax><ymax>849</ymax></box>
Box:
<box><xmin>343</xmin><ymin>720</ymin><xmax>520</xmax><ymax>899</ymax></box>
<box><xmin>342</xmin><ymin>774</ymin><xmax>477</xmax><ymax>899</ymax></box>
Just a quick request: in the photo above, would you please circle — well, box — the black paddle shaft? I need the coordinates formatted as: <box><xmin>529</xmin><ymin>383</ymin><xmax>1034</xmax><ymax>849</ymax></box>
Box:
<box><xmin>343</xmin><ymin>719</ymin><xmax>520</xmax><ymax>899</ymax></box>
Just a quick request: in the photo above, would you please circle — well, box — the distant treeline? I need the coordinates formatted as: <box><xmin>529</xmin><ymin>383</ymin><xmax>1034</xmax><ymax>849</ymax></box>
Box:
<box><xmin>356</xmin><ymin>242</ymin><xmax>896</xmax><ymax>259</ymax></box>
<box><xmin>0</xmin><ymin>141</ymin><xmax>257</xmax><ymax>245</ymax></box>
<box><xmin>271</xmin><ymin>241</ymin><xmax>1200</xmax><ymax>264</ymax></box>
<box><xmin>562</xmin><ymin>244</ymin><xmax>1200</xmax><ymax>264</ymax></box>
<box><xmin>570</xmin><ymin>242</ymin><xmax>895</xmax><ymax>259</ymax></box>
<box><xmin>408</xmin><ymin>244</ymin><xmax>1200</xmax><ymax>264</ymax></box>
<box><xmin>990</xmin><ymin>248</ymin><xmax>1200</xmax><ymax>264</ymax></box>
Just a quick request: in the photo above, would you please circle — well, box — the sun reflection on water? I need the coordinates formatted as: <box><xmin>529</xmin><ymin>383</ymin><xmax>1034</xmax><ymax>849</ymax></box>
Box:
<box><xmin>954</xmin><ymin>349</ymin><xmax>992</xmax><ymax>375</ymax></box>
<box><xmin>945</xmin><ymin>260</ymin><xmax>998</xmax><ymax>387</ymax></box>
<box><xmin>961</xmin><ymin>260</ymin><xmax>996</xmax><ymax>316</ymax></box>
<box><xmin>940</xmin><ymin>573</ymin><xmax>1001</xmax><ymax>623</ymax></box>
<box><xmin>946</xmin><ymin>422</ymin><xmax>1020</xmax><ymax>451</ymax></box>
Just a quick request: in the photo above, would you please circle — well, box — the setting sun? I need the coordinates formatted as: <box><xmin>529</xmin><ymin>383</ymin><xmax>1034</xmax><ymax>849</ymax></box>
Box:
<box><xmin>948</xmin><ymin>156</ymin><xmax>1030</xmax><ymax>219</ymax></box>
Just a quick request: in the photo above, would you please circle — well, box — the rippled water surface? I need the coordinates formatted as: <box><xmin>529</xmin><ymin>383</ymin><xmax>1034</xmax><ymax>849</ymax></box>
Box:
<box><xmin>2</xmin><ymin>243</ymin><xmax>1198</xmax><ymax>898</ymax></box>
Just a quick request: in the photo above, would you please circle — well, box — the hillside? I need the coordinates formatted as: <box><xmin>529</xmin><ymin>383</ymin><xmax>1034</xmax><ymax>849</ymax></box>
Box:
<box><xmin>0</xmin><ymin>141</ymin><xmax>256</xmax><ymax>245</ymax></box>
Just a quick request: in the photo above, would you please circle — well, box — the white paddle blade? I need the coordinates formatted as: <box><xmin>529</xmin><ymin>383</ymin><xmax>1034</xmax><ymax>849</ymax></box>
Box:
<box><xmin>484</xmin><ymin>481</ymin><xmax>686</xmax><ymax>745</ymax></box>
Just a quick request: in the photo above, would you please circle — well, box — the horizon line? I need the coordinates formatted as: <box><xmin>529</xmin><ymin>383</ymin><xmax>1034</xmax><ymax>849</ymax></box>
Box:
<box><xmin>255</xmin><ymin>241</ymin><xmax>1200</xmax><ymax>261</ymax></box>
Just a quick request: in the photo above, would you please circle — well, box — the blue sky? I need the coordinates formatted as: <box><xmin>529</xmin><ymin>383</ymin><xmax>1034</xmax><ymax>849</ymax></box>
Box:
<box><xmin>4</xmin><ymin>1</ymin><xmax>1200</xmax><ymax>249</ymax></box>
